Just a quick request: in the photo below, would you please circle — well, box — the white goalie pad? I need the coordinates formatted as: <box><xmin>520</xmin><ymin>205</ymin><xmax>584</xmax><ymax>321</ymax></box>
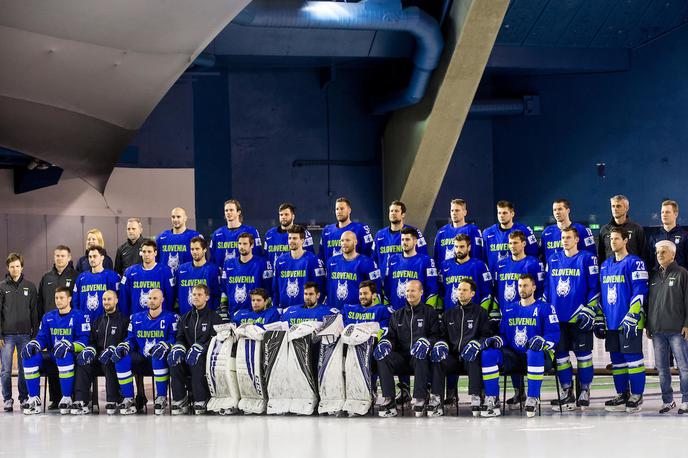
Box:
<box><xmin>317</xmin><ymin>314</ymin><xmax>345</xmax><ymax>414</ymax></box>
<box><xmin>341</xmin><ymin>322</ymin><xmax>379</xmax><ymax>416</ymax></box>
<box><xmin>235</xmin><ymin>324</ymin><xmax>267</xmax><ymax>414</ymax></box>
<box><xmin>286</xmin><ymin>321</ymin><xmax>321</xmax><ymax>415</ymax></box>
<box><xmin>206</xmin><ymin>323</ymin><xmax>241</xmax><ymax>415</ymax></box>
<box><xmin>264</xmin><ymin>327</ymin><xmax>291</xmax><ymax>414</ymax></box>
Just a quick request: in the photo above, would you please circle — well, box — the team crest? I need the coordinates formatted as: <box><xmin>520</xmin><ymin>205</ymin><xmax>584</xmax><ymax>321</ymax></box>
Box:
<box><xmin>497</xmin><ymin>252</ymin><xmax>508</xmax><ymax>262</ymax></box>
<box><xmin>514</xmin><ymin>326</ymin><xmax>528</xmax><ymax>348</ymax></box>
<box><xmin>234</xmin><ymin>284</ymin><xmax>247</xmax><ymax>304</ymax></box>
<box><xmin>451</xmin><ymin>283</ymin><xmax>460</xmax><ymax>304</ymax></box>
<box><xmin>86</xmin><ymin>292</ymin><xmax>100</xmax><ymax>311</ymax></box>
<box><xmin>224</xmin><ymin>250</ymin><xmax>235</xmax><ymax>262</ymax></box>
<box><xmin>396</xmin><ymin>279</ymin><xmax>409</xmax><ymax>299</ymax></box>
<box><xmin>467</xmin><ymin>320</ymin><xmax>474</xmax><ymax>329</ymax></box>
<box><xmin>336</xmin><ymin>281</ymin><xmax>349</xmax><ymax>301</ymax></box>
<box><xmin>286</xmin><ymin>278</ymin><xmax>300</xmax><ymax>298</ymax></box>
<box><xmin>504</xmin><ymin>281</ymin><xmax>516</xmax><ymax>302</ymax></box>
<box><xmin>556</xmin><ymin>277</ymin><xmax>571</xmax><ymax>297</ymax></box>
<box><xmin>167</xmin><ymin>253</ymin><xmax>179</xmax><ymax>272</ymax></box>
<box><xmin>143</xmin><ymin>338</ymin><xmax>155</xmax><ymax>356</ymax></box>
<box><xmin>607</xmin><ymin>284</ymin><xmax>617</xmax><ymax>305</ymax></box>
<box><xmin>445</xmin><ymin>246</ymin><xmax>454</xmax><ymax>260</ymax></box>
<box><xmin>139</xmin><ymin>290</ymin><xmax>150</xmax><ymax>308</ymax></box>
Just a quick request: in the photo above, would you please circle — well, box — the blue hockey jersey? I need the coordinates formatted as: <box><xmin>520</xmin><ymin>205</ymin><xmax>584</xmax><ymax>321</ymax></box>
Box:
<box><xmin>384</xmin><ymin>253</ymin><xmax>439</xmax><ymax>311</ymax></box>
<box><xmin>482</xmin><ymin>222</ymin><xmax>539</xmax><ymax>274</ymax></box>
<box><xmin>34</xmin><ymin>308</ymin><xmax>90</xmax><ymax>352</ymax></box>
<box><xmin>273</xmin><ymin>252</ymin><xmax>326</xmax><ymax>310</ymax></box>
<box><xmin>373</xmin><ymin>225</ymin><xmax>428</xmax><ymax>273</ymax></box>
<box><xmin>124</xmin><ymin>310</ymin><xmax>178</xmax><ymax>356</ymax></box>
<box><xmin>119</xmin><ymin>263</ymin><xmax>176</xmax><ymax>316</ymax></box>
<box><xmin>156</xmin><ymin>229</ymin><xmax>201</xmax><ymax>273</ymax></box>
<box><xmin>326</xmin><ymin>254</ymin><xmax>382</xmax><ymax>310</ymax></box>
<box><xmin>263</xmin><ymin>226</ymin><xmax>315</xmax><ymax>266</ymax></box>
<box><xmin>221</xmin><ymin>255</ymin><xmax>273</xmax><ymax>315</ymax></box>
<box><xmin>72</xmin><ymin>269</ymin><xmax>120</xmax><ymax>322</ymax></box>
<box><xmin>545</xmin><ymin>251</ymin><xmax>599</xmax><ymax>323</ymax></box>
<box><xmin>600</xmin><ymin>255</ymin><xmax>649</xmax><ymax>330</ymax></box>
<box><xmin>342</xmin><ymin>303</ymin><xmax>391</xmax><ymax>331</ymax></box>
<box><xmin>433</xmin><ymin>223</ymin><xmax>484</xmax><ymax>267</ymax></box>
<box><xmin>441</xmin><ymin>257</ymin><xmax>493</xmax><ymax>311</ymax></box>
<box><xmin>281</xmin><ymin>304</ymin><xmax>339</xmax><ymax>327</ymax></box>
<box><xmin>540</xmin><ymin>223</ymin><xmax>596</xmax><ymax>264</ymax></box>
<box><xmin>232</xmin><ymin>307</ymin><xmax>280</xmax><ymax>326</ymax></box>
<box><xmin>495</xmin><ymin>256</ymin><xmax>544</xmax><ymax>309</ymax></box>
<box><xmin>500</xmin><ymin>300</ymin><xmax>560</xmax><ymax>354</ymax></box>
<box><xmin>176</xmin><ymin>261</ymin><xmax>222</xmax><ymax>315</ymax></box>
<box><xmin>318</xmin><ymin>221</ymin><xmax>374</xmax><ymax>263</ymax></box>
<box><xmin>210</xmin><ymin>224</ymin><xmax>264</xmax><ymax>267</ymax></box>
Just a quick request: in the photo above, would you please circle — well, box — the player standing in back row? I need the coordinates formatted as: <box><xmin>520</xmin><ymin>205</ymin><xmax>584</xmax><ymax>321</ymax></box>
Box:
<box><xmin>319</xmin><ymin>197</ymin><xmax>374</xmax><ymax>263</ymax></box>
<box><xmin>482</xmin><ymin>201</ymin><xmax>538</xmax><ymax>275</ymax></box>
<box><xmin>540</xmin><ymin>199</ymin><xmax>596</xmax><ymax>264</ymax></box>
<box><xmin>433</xmin><ymin>199</ymin><xmax>484</xmax><ymax>268</ymax></box>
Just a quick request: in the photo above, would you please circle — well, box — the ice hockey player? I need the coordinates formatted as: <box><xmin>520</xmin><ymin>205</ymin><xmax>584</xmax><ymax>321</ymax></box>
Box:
<box><xmin>327</xmin><ymin>231</ymin><xmax>382</xmax><ymax>310</ymax></box>
<box><xmin>156</xmin><ymin>207</ymin><xmax>202</xmax><ymax>274</ymax></box>
<box><xmin>540</xmin><ymin>199</ymin><xmax>596</xmax><ymax>264</ymax></box>
<box><xmin>118</xmin><ymin>240</ymin><xmax>175</xmax><ymax>315</ymax></box>
<box><xmin>342</xmin><ymin>280</ymin><xmax>391</xmax><ymax>331</ymax></box>
<box><xmin>176</xmin><ymin>236</ymin><xmax>221</xmax><ymax>316</ymax></box>
<box><xmin>210</xmin><ymin>199</ymin><xmax>263</xmax><ymax>266</ymax></box>
<box><xmin>433</xmin><ymin>198</ymin><xmax>484</xmax><ymax>267</ymax></box>
<box><xmin>232</xmin><ymin>288</ymin><xmax>281</xmax><ymax>326</ymax></box>
<box><xmin>263</xmin><ymin>203</ymin><xmax>315</xmax><ymax>266</ymax></box>
<box><xmin>373</xmin><ymin>200</ymin><xmax>428</xmax><ymax>274</ymax></box>
<box><xmin>281</xmin><ymin>282</ymin><xmax>338</xmax><ymax>327</ymax></box>
<box><xmin>319</xmin><ymin>197</ymin><xmax>374</xmax><ymax>263</ymax></box>
<box><xmin>72</xmin><ymin>246</ymin><xmax>120</xmax><ymax>323</ymax></box>
<box><xmin>482</xmin><ymin>200</ymin><xmax>538</xmax><ymax>274</ymax></box>
<box><xmin>441</xmin><ymin>234</ymin><xmax>493</xmax><ymax>312</ymax></box>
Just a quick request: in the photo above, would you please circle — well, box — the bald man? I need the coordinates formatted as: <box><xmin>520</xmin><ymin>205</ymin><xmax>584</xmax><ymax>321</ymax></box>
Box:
<box><xmin>326</xmin><ymin>230</ymin><xmax>382</xmax><ymax>310</ymax></box>
<box><xmin>375</xmin><ymin>280</ymin><xmax>441</xmax><ymax>417</ymax></box>
<box><xmin>73</xmin><ymin>290</ymin><xmax>130</xmax><ymax>414</ymax></box>
<box><xmin>156</xmin><ymin>207</ymin><xmax>202</xmax><ymax>274</ymax></box>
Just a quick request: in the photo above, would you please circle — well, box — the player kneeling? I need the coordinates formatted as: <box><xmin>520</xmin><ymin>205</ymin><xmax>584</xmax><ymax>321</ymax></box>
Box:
<box><xmin>480</xmin><ymin>275</ymin><xmax>560</xmax><ymax>417</ymax></box>
<box><xmin>430</xmin><ymin>279</ymin><xmax>492</xmax><ymax>417</ymax></box>
<box><xmin>73</xmin><ymin>290</ymin><xmax>129</xmax><ymax>414</ymax></box>
<box><xmin>112</xmin><ymin>289</ymin><xmax>178</xmax><ymax>415</ymax></box>
<box><xmin>375</xmin><ymin>280</ymin><xmax>441</xmax><ymax>417</ymax></box>
<box><xmin>168</xmin><ymin>285</ymin><xmax>222</xmax><ymax>415</ymax></box>
<box><xmin>22</xmin><ymin>287</ymin><xmax>90</xmax><ymax>415</ymax></box>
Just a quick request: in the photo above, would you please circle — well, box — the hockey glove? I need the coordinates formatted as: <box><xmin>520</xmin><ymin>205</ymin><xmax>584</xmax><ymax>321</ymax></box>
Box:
<box><xmin>481</xmin><ymin>336</ymin><xmax>503</xmax><ymax>350</ymax></box>
<box><xmin>593</xmin><ymin>315</ymin><xmax>607</xmax><ymax>339</ymax></box>
<box><xmin>21</xmin><ymin>340</ymin><xmax>41</xmax><ymax>360</ymax></box>
<box><xmin>150</xmin><ymin>341</ymin><xmax>170</xmax><ymax>360</ymax></box>
<box><xmin>575</xmin><ymin>306</ymin><xmax>596</xmax><ymax>331</ymax></box>
<box><xmin>488</xmin><ymin>306</ymin><xmax>502</xmax><ymax>325</ymax></box>
<box><xmin>460</xmin><ymin>340</ymin><xmax>481</xmax><ymax>362</ymax></box>
<box><xmin>167</xmin><ymin>344</ymin><xmax>186</xmax><ymax>367</ymax></box>
<box><xmin>373</xmin><ymin>339</ymin><xmax>392</xmax><ymax>361</ymax></box>
<box><xmin>430</xmin><ymin>341</ymin><xmax>449</xmax><ymax>363</ymax></box>
<box><xmin>410</xmin><ymin>337</ymin><xmax>431</xmax><ymax>360</ymax></box>
<box><xmin>53</xmin><ymin>339</ymin><xmax>73</xmax><ymax>359</ymax></box>
<box><xmin>77</xmin><ymin>346</ymin><xmax>96</xmax><ymax>366</ymax></box>
<box><xmin>186</xmin><ymin>343</ymin><xmax>204</xmax><ymax>366</ymax></box>
<box><xmin>527</xmin><ymin>335</ymin><xmax>554</xmax><ymax>352</ymax></box>
<box><xmin>99</xmin><ymin>346</ymin><xmax>116</xmax><ymax>364</ymax></box>
<box><xmin>112</xmin><ymin>343</ymin><xmax>130</xmax><ymax>362</ymax></box>
<box><xmin>621</xmin><ymin>312</ymin><xmax>640</xmax><ymax>339</ymax></box>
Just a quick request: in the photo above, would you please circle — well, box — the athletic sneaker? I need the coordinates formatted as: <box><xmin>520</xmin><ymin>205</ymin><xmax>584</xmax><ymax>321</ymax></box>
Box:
<box><xmin>58</xmin><ymin>396</ymin><xmax>73</xmax><ymax>415</ymax></box>
<box><xmin>154</xmin><ymin>396</ymin><xmax>168</xmax><ymax>415</ymax></box>
<box><xmin>105</xmin><ymin>402</ymin><xmax>119</xmax><ymax>415</ymax></box>
<box><xmin>659</xmin><ymin>401</ymin><xmax>676</xmax><ymax>414</ymax></box>
<box><xmin>625</xmin><ymin>394</ymin><xmax>643</xmax><ymax>413</ymax></box>
<box><xmin>426</xmin><ymin>394</ymin><xmax>443</xmax><ymax>417</ymax></box>
<box><xmin>3</xmin><ymin>399</ymin><xmax>13</xmax><ymax>412</ymax></box>
<box><xmin>604</xmin><ymin>392</ymin><xmax>629</xmax><ymax>412</ymax></box>
<box><xmin>551</xmin><ymin>386</ymin><xmax>576</xmax><ymax>411</ymax></box>
<box><xmin>118</xmin><ymin>397</ymin><xmax>137</xmax><ymax>415</ymax></box>
<box><xmin>506</xmin><ymin>388</ymin><xmax>526</xmax><ymax>410</ymax></box>
<box><xmin>22</xmin><ymin>396</ymin><xmax>42</xmax><ymax>415</ymax></box>
<box><xmin>678</xmin><ymin>402</ymin><xmax>688</xmax><ymax>414</ymax></box>
<box><xmin>525</xmin><ymin>397</ymin><xmax>539</xmax><ymax>418</ymax></box>
<box><xmin>171</xmin><ymin>396</ymin><xmax>190</xmax><ymax>416</ymax></box>
<box><xmin>481</xmin><ymin>396</ymin><xmax>501</xmax><ymax>417</ymax></box>
<box><xmin>470</xmin><ymin>395</ymin><xmax>482</xmax><ymax>417</ymax></box>
<box><xmin>412</xmin><ymin>397</ymin><xmax>426</xmax><ymax>417</ymax></box>
<box><xmin>193</xmin><ymin>401</ymin><xmax>207</xmax><ymax>416</ymax></box>
<box><xmin>377</xmin><ymin>397</ymin><xmax>398</xmax><ymax>418</ymax></box>
<box><xmin>577</xmin><ymin>388</ymin><xmax>590</xmax><ymax>407</ymax></box>
<box><xmin>70</xmin><ymin>401</ymin><xmax>90</xmax><ymax>415</ymax></box>
<box><xmin>395</xmin><ymin>382</ymin><xmax>411</xmax><ymax>405</ymax></box>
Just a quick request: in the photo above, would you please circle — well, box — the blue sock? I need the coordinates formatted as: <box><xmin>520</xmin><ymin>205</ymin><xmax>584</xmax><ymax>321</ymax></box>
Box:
<box><xmin>22</xmin><ymin>353</ymin><xmax>43</xmax><ymax>397</ymax></box>
<box><xmin>555</xmin><ymin>352</ymin><xmax>573</xmax><ymax>388</ymax></box>
<box><xmin>526</xmin><ymin>350</ymin><xmax>545</xmax><ymax>398</ymax></box>
<box><xmin>115</xmin><ymin>355</ymin><xmax>135</xmax><ymax>398</ymax></box>
<box><xmin>610</xmin><ymin>352</ymin><xmax>629</xmax><ymax>394</ymax></box>
<box><xmin>152</xmin><ymin>357</ymin><xmax>169</xmax><ymax>397</ymax></box>
<box><xmin>56</xmin><ymin>354</ymin><xmax>76</xmax><ymax>397</ymax></box>
<box><xmin>481</xmin><ymin>349</ymin><xmax>502</xmax><ymax>397</ymax></box>
<box><xmin>574</xmin><ymin>351</ymin><xmax>594</xmax><ymax>388</ymax></box>
<box><xmin>625</xmin><ymin>353</ymin><xmax>645</xmax><ymax>395</ymax></box>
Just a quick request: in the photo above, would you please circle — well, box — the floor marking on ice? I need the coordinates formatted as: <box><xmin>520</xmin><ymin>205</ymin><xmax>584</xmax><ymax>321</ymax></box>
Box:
<box><xmin>515</xmin><ymin>425</ymin><xmax>595</xmax><ymax>432</ymax></box>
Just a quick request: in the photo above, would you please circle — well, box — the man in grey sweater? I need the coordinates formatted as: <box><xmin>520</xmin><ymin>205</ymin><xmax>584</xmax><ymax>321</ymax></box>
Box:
<box><xmin>647</xmin><ymin>240</ymin><xmax>688</xmax><ymax>414</ymax></box>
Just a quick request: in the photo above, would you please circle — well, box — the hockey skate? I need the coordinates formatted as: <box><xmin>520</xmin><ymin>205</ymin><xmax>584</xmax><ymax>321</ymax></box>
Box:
<box><xmin>22</xmin><ymin>396</ymin><xmax>42</xmax><ymax>415</ymax></box>
<box><xmin>550</xmin><ymin>387</ymin><xmax>576</xmax><ymax>411</ymax></box>
<box><xmin>426</xmin><ymin>394</ymin><xmax>443</xmax><ymax>417</ymax></box>
<box><xmin>604</xmin><ymin>392</ymin><xmax>629</xmax><ymax>412</ymax></box>
<box><xmin>395</xmin><ymin>382</ymin><xmax>411</xmax><ymax>406</ymax></box>
<box><xmin>525</xmin><ymin>397</ymin><xmax>539</xmax><ymax>418</ymax></box>
<box><xmin>412</xmin><ymin>397</ymin><xmax>427</xmax><ymax>417</ymax></box>
<box><xmin>58</xmin><ymin>396</ymin><xmax>73</xmax><ymax>415</ymax></box>
<box><xmin>443</xmin><ymin>387</ymin><xmax>458</xmax><ymax>406</ymax></box>
<box><xmin>70</xmin><ymin>401</ymin><xmax>90</xmax><ymax>415</ymax></box>
<box><xmin>470</xmin><ymin>395</ymin><xmax>482</xmax><ymax>417</ymax></box>
<box><xmin>625</xmin><ymin>394</ymin><xmax>643</xmax><ymax>413</ymax></box>
<box><xmin>154</xmin><ymin>396</ymin><xmax>168</xmax><ymax>415</ymax></box>
<box><xmin>576</xmin><ymin>388</ymin><xmax>590</xmax><ymax>408</ymax></box>
<box><xmin>506</xmin><ymin>388</ymin><xmax>526</xmax><ymax>410</ymax></box>
<box><xmin>659</xmin><ymin>401</ymin><xmax>675</xmax><ymax>414</ymax></box>
<box><xmin>377</xmin><ymin>397</ymin><xmax>398</xmax><ymax>418</ymax></box>
<box><xmin>118</xmin><ymin>397</ymin><xmax>137</xmax><ymax>415</ymax></box>
<box><xmin>193</xmin><ymin>401</ymin><xmax>207</xmax><ymax>416</ymax></box>
<box><xmin>105</xmin><ymin>402</ymin><xmax>119</xmax><ymax>415</ymax></box>
<box><xmin>171</xmin><ymin>396</ymin><xmax>190</xmax><ymax>416</ymax></box>
<box><xmin>481</xmin><ymin>396</ymin><xmax>500</xmax><ymax>417</ymax></box>
<box><xmin>678</xmin><ymin>402</ymin><xmax>688</xmax><ymax>414</ymax></box>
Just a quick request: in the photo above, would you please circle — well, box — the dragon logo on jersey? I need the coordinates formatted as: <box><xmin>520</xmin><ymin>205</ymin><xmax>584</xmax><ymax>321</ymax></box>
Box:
<box><xmin>445</xmin><ymin>246</ymin><xmax>454</xmax><ymax>260</ymax></box>
<box><xmin>86</xmin><ymin>292</ymin><xmax>100</xmax><ymax>311</ymax></box>
<box><xmin>336</xmin><ymin>281</ymin><xmax>349</xmax><ymax>301</ymax></box>
<box><xmin>514</xmin><ymin>326</ymin><xmax>528</xmax><ymax>348</ymax></box>
<box><xmin>143</xmin><ymin>339</ymin><xmax>155</xmax><ymax>357</ymax></box>
<box><xmin>167</xmin><ymin>253</ymin><xmax>179</xmax><ymax>272</ymax></box>
<box><xmin>234</xmin><ymin>284</ymin><xmax>247</xmax><ymax>304</ymax></box>
<box><xmin>556</xmin><ymin>277</ymin><xmax>571</xmax><ymax>297</ymax></box>
<box><xmin>504</xmin><ymin>281</ymin><xmax>517</xmax><ymax>302</ymax></box>
<box><xmin>396</xmin><ymin>279</ymin><xmax>409</xmax><ymax>299</ymax></box>
<box><xmin>187</xmin><ymin>288</ymin><xmax>194</xmax><ymax>306</ymax></box>
<box><xmin>607</xmin><ymin>284</ymin><xmax>617</xmax><ymax>305</ymax></box>
<box><xmin>286</xmin><ymin>278</ymin><xmax>300</xmax><ymax>298</ymax></box>
<box><xmin>139</xmin><ymin>290</ymin><xmax>150</xmax><ymax>309</ymax></box>
<box><xmin>451</xmin><ymin>283</ymin><xmax>460</xmax><ymax>304</ymax></box>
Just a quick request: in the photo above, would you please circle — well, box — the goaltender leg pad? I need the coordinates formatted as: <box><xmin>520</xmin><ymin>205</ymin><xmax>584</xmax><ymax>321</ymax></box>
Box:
<box><xmin>264</xmin><ymin>322</ymin><xmax>291</xmax><ymax>415</ymax></box>
<box><xmin>206</xmin><ymin>323</ymin><xmax>240</xmax><ymax>414</ymax></box>
<box><xmin>287</xmin><ymin>321</ymin><xmax>321</xmax><ymax>415</ymax></box>
<box><xmin>235</xmin><ymin>324</ymin><xmax>267</xmax><ymax>414</ymax></box>
<box><xmin>317</xmin><ymin>314</ymin><xmax>345</xmax><ymax>414</ymax></box>
<box><xmin>341</xmin><ymin>322</ymin><xmax>379</xmax><ymax>415</ymax></box>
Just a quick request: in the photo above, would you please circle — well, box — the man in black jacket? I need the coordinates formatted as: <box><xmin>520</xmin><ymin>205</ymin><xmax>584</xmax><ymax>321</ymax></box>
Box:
<box><xmin>38</xmin><ymin>245</ymin><xmax>78</xmax><ymax>316</ymax></box>
<box><xmin>599</xmin><ymin>195</ymin><xmax>645</xmax><ymax>263</ymax></box>
<box><xmin>73</xmin><ymin>290</ymin><xmax>129</xmax><ymax>415</ymax></box>
<box><xmin>167</xmin><ymin>284</ymin><xmax>222</xmax><ymax>415</ymax></box>
<box><xmin>374</xmin><ymin>280</ymin><xmax>441</xmax><ymax>418</ymax></box>
<box><xmin>429</xmin><ymin>278</ymin><xmax>492</xmax><ymax>417</ymax></box>
<box><xmin>114</xmin><ymin>218</ymin><xmax>147</xmax><ymax>276</ymax></box>
<box><xmin>0</xmin><ymin>253</ymin><xmax>39</xmax><ymax>412</ymax></box>
<box><xmin>645</xmin><ymin>200</ymin><xmax>688</xmax><ymax>270</ymax></box>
